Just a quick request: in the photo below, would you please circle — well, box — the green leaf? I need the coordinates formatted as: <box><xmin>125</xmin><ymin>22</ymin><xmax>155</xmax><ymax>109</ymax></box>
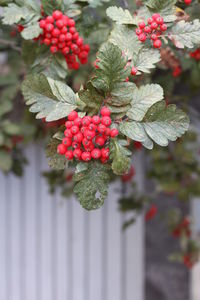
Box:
<box><xmin>120</xmin><ymin>101</ymin><xmax>190</xmax><ymax>149</ymax></box>
<box><xmin>109</xmin><ymin>25</ymin><xmax>142</xmax><ymax>60</ymax></box>
<box><xmin>41</xmin><ymin>0</ymin><xmax>63</xmax><ymax>15</ymax></box>
<box><xmin>21</xmin><ymin>22</ymin><xmax>42</xmax><ymax>40</ymax></box>
<box><xmin>170</xmin><ymin>20</ymin><xmax>200</xmax><ymax>49</ymax></box>
<box><xmin>92</xmin><ymin>42</ymin><xmax>130</xmax><ymax>92</ymax></box>
<box><xmin>0</xmin><ymin>150</ymin><xmax>12</xmax><ymax>172</ymax></box>
<box><xmin>110</xmin><ymin>139</ymin><xmax>131</xmax><ymax>175</ymax></box>
<box><xmin>73</xmin><ymin>162</ymin><xmax>110</xmax><ymax>210</ymax></box>
<box><xmin>78</xmin><ymin>82</ymin><xmax>104</xmax><ymax>114</ymax></box>
<box><xmin>132</xmin><ymin>48</ymin><xmax>161</xmax><ymax>73</ymax></box>
<box><xmin>46</xmin><ymin>139</ymin><xmax>67</xmax><ymax>170</ymax></box>
<box><xmin>22</xmin><ymin>74</ymin><xmax>77</xmax><ymax>121</ymax></box>
<box><xmin>106</xmin><ymin>6</ymin><xmax>137</xmax><ymax>25</ymax></box>
<box><xmin>108</xmin><ymin>82</ymin><xmax>136</xmax><ymax>107</ymax></box>
<box><xmin>127</xmin><ymin>84</ymin><xmax>164</xmax><ymax>121</ymax></box>
<box><xmin>22</xmin><ymin>41</ymin><xmax>39</xmax><ymax>65</ymax></box>
<box><xmin>2</xmin><ymin>3</ymin><xmax>35</xmax><ymax>25</ymax></box>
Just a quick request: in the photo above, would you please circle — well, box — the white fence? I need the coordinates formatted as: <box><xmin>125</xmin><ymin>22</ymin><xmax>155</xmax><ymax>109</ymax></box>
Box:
<box><xmin>0</xmin><ymin>145</ymin><xmax>145</xmax><ymax>300</ymax></box>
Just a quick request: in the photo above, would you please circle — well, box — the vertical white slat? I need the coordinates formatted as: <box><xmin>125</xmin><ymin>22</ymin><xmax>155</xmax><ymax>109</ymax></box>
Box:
<box><xmin>66</xmin><ymin>197</ymin><xmax>74</xmax><ymax>300</ymax></box>
<box><xmin>10</xmin><ymin>175</ymin><xmax>21</xmax><ymax>300</ymax></box>
<box><xmin>72</xmin><ymin>198</ymin><xmax>85</xmax><ymax>300</ymax></box>
<box><xmin>56</xmin><ymin>196</ymin><xmax>68</xmax><ymax>300</ymax></box>
<box><xmin>106</xmin><ymin>184</ymin><xmax>122</xmax><ymax>300</ymax></box>
<box><xmin>88</xmin><ymin>204</ymin><xmax>104</xmax><ymax>300</ymax></box>
<box><xmin>0</xmin><ymin>172</ymin><xmax>7</xmax><ymax>300</ymax></box>
<box><xmin>126</xmin><ymin>152</ymin><xmax>145</xmax><ymax>300</ymax></box>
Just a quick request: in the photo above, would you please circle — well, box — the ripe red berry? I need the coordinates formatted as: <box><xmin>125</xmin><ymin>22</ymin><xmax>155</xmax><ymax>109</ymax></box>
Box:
<box><xmin>62</xmin><ymin>137</ymin><xmax>72</xmax><ymax>147</ymax></box>
<box><xmin>156</xmin><ymin>17</ymin><xmax>164</xmax><ymax>25</ymax></box>
<box><xmin>95</xmin><ymin>136</ymin><xmax>106</xmax><ymax>146</ymax></box>
<box><xmin>138</xmin><ymin>33</ymin><xmax>147</xmax><ymax>42</ymax></box>
<box><xmin>152</xmin><ymin>13</ymin><xmax>160</xmax><ymax>20</ymax></box>
<box><xmin>135</xmin><ymin>28</ymin><xmax>142</xmax><ymax>36</ymax></box>
<box><xmin>45</xmin><ymin>23</ymin><xmax>54</xmax><ymax>32</ymax></box>
<box><xmin>46</xmin><ymin>16</ymin><xmax>54</xmax><ymax>23</ymax></box>
<box><xmin>105</xmin><ymin>128</ymin><xmax>111</xmax><ymax>136</ymax></box>
<box><xmin>71</xmin><ymin>125</ymin><xmax>79</xmax><ymax>134</ymax></box>
<box><xmin>144</xmin><ymin>26</ymin><xmax>151</xmax><ymax>34</ymax></box>
<box><xmin>50</xmin><ymin>46</ymin><xmax>58</xmax><ymax>53</ymax></box>
<box><xmin>64</xmin><ymin>129</ymin><xmax>73</xmax><ymax>138</ymax></box>
<box><xmin>68</xmin><ymin>19</ymin><xmax>75</xmax><ymax>27</ymax></box>
<box><xmin>74</xmin><ymin>117</ymin><xmax>82</xmax><ymax>127</ymax></box>
<box><xmin>68</xmin><ymin>111</ymin><xmax>78</xmax><ymax>121</ymax></box>
<box><xmin>148</xmin><ymin>17</ymin><xmax>153</xmax><ymax>24</ymax></box>
<box><xmin>57</xmin><ymin>144</ymin><xmax>67</xmax><ymax>155</ymax></box>
<box><xmin>101</xmin><ymin>148</ymin><xmax>109</xmax><ymax>158</ymax></box>
<box><xmin>52</xmin><ymin>28</ymin><xmax>60</xmax><ymax>37</ymax></box>
<box><xmin>61</xmin><ymin>27</ymin><xmax>68</xmax><ymax>34</ymax></box>
<box><xmin>101</xmin><ymin>107</ymin><xmax>111</xmax><ymax>116</ymax></box>
<box><xmin>84</xmin><ymin>130</ymin><xmax>96</xmax><ymax>140</ymax></box>
<box><xmin>184</xmin><ymin>0</ymin><xmax>192</xmax><ymax>4</ymax></box>
<box><xmin>51</xmin><ymin>38</ymin><xmax>58</xmax><ymax>45</ymax></box>
<box><xmin>44</xmin><ymin>38</ymin><xmax>51</xmax><ymax>46</ymax></box>
<box><xmin>131</xmin><ymin>67</ymin><xmax>138</xmax><ymax>76</ymax></box>
<box><xmin>73</xmin><ymin>132</ymin><xmax>83</xmax><ymax>143</ymax></box>
<box><xmin>151</xmin><ymin>22</ymin><xmax>158</xmax><ymax>30</ymax></box>
<box><xmin>160</xmin><ymin>24</ymin><xmax>167</xmax><ymax>31</ymax></box>
<box><xmin>39</xmin><ymin>20</ymin><xmax>46</xmax><ymax>29</ymax></box>
<box><xmin>110</xmin><ymin>129</ymin><xmax>119</xmax><ymax>138</ymax></box>
<box><xmin>101</xmin><ymin>116</ymin><xmax>112</xmax><ymax>127</ymax></box>
<box><xmin>59</xmin><ymin>34</ymin><xmax>66</xmax><ymax>42</ymax></box>
<box><xmin>53</xmin><ymin>10</ymin><xmax>63</xmax><ymax>20</ymax></box>
<box><xmin>65</xmin><ymin>150</ymin><xmax>74</xmax><ymax>160</ymax></box>
<box><xmin>88</xmin><ymin>123</ymin><xmax>97</xmax><ymax>131</ymax></box>
<box><xmin>98</xmin><ymin>124</ymin><xmax>107</xmax><ymax>134</ymax></box>
<box><xmin>72</xmin><ymin>141</ymin><xmax>80</xmax><ymax>149</ymax></box>
<box><xmin>92</xmin><ymin>115</ymin><xmax>101</xmax><ymax>124</ymax></box>
<box><xmin>138</xmin><ymin>21</ymin><xmax>146</xmax><ymax>29</ymax></box>
<box><xmin>82</xmin><ymin>116</ymin><xmax>91</xmax><ymax>126</ymax></box>
<box><xmin>91</xmin><ymin>148</ymin><xmax>102</xmax><ymax>159</ymax></box>
<box><xmin>65</xmin><ymin>120</ymin><xmax>73</xmax><ymax>128</ymax></box>
<box><xmin>153</xmin><ymin>39</ymin><xmax>162</xmax><ymax>49</ymax></box>
<box><xmin>73</xmin><ymin>149</ymin><xmax>82</xmax><ymax>159</ymax></box>
<box><xmin>151</xmin><ymin>33</ymin><xmax>158</xmax><ymax>41</ymax></box>
<box><xmin>81</xmin><ymin>152</ymin><xmax>91</xmax><ymax>161</ymax></box>
<box><xmin>62</xmin><ymin>47</ymin><xmax>70</xmax><ymax>55</ymax></box>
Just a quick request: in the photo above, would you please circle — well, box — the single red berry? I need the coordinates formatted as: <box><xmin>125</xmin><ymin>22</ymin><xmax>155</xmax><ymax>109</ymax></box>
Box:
<box><xmin>156</xmin><ymin>17</ymin><xmax>164</xmax><ymax>25</ymax></box>
<box><xmin>62</xmin><ymin>137</ymin><xmax>72</xmax><ymax>147</ymax></box>
<box><xmin>138</xmin><ymin>21</ymin><xmax>146</xmax><ymax>29</ymax></box>
<box><xmin>151</xmin><ymin>22</ymin><xmax>158</xmax><ymax>30</ymax></box>
<box><xmin>105</xmin><ymin>128</ymin><xmax>111</xmax><ymax>136</ymax></box>
<box><xmin>81</xmin><ymin>126</ymin><xmax>87</xmax><ymax>134</ymax></box>
<box><xmin>131</xmin><ymin>67</ymin><xmax>138</xmax><ymax>76</ymax></box>
<box><xmin>160</xmin><ymin>24</ymin><xmax>167</xmax><ymax>31</ymax></box>
<box><xmin>62</xmin><ymin>15</ymin><xmax>69</xmax><ymax>26</ymax></box>
<box><xmin>44</xmin><ymin>38</ymin><xmax>51</xmax><ymax>46</ymax></box>
<box><xmin>74</xmin><ymin>117</ymin><xmax>82</xmax><ymax>127</ymax></box>
<box><xmin>100</xmin><ymin>157</ymin><xmax>108</xmax><ymax>164</ymax></box>
<box><xmin>153</xmin><ymin>39</ymin><xmax>162</xmax><ymax>49</ymax></box>
<box><xmin>39</xmin><ymin>20</ymin><xmax>46</xmax><ymax>29</ymax></box>
<box><xmin>65</xmin><ymin>120</ymin><xmax>73</xmax><ymax>128</ymax></box>
<box><xmin>84</xmin><ymin>44</ymin><xmax>90</xmax><ymax>52</ymax></box>
<box><xmin>79</xmin><ymin>51</ymin><xmax>88</xmax><ymax>60</ymax></box>
<box><xmin>91</xmin><ymin>148</ymin><xmax>102</xmax><ymax>159</ymax></box>
<box><xmin>82</xmin><ymin>138</ymin><xmax>90</xmax><ymax>146</ymax></box>
<box><xmin>71</xmin><ymin>125</ymin><xmax>79</xmax><ymax>134</ymax></box>
<box><xmin>135</xmin><ymin>28</ymin><xmax>142</xmax><ymax>36</ymax></box>
<box><xmin>84</xmin><ymin>141</ymin><xmax>95</xmax><ymax>152</ymax></box>
<box><xmin>64</xmin><ymin>129</ymin><xmax>73</xmax><ymax>138</ymax></box>
<box><xmin>101</xmin><ymin>116</ymin><xmax>112</xmax><ymax>127</ymax></box>
<box><xmin>45</xmin><ymin>23</ymin><xmax>54</xmax><ymax>32</ymax></box>
<box><xmin>144</xmin><ymin>26</ymin><xmax>151</xmax><ymax>34</ymax></box>
<box><xmin>51</xmin><ymin>38</ymin><xmax>58</xmax><ymax>45</ymax></box>
<box><xmin>184</xmin><ymin>0</ymin><xmax>192</xmax><ymax>4</ymax></box>
<box><xmin>73</xmin><ymin>149</ymin><xmax>82</xmax><ymax>160</ymax></box>
<box><xmin>138</xmin><ymin>33</ymin><xmax>147</xmax><ymax>42</ymax></box>
<box><xmin>52</xmin><ymin>28</ymin><xmax>60</xmax><ymax>37</ymax></box>
<box><xmin>57</xmin><ymin>144</ymin><xmax>67</xmax><ymax>155</ymax></box>
<box><xmin>84</xmin><ymin>130</ymin><xmax>96</xmax><ymax>140</ymax></box>
<box><xmin>65</xmin><ymin>33</ymin><xmax>72</xmax><ymax>41</ymax></box>
<box><xmin>98</xmin><ymin>124</ymin><xmax>107</xmax><ymax>134</ymax></box>
<box><xmin>81</xmin><ymin>152</ymin><xmax>91</xmax><ymax>162</ymax></box>
<box><xmin>101</xmin><ymin>148</ymin><xmax>109</xmax><ymax>159</ymax></box>
<box><xmin>45</xmin><ymin>33</ymin><xmax>52</xmax><ymax>39</ymax></box>
<box><xmin>58</xmin><ymin>42</ymin><xmax>65</xmax><ymax>49</ymax></box>
<box><xmin>59</xmin><ymin>34</ymin><xmax>66</xmax><ymax>42</ymax></box>
<box><xmin>46</xmin><ymin>16</ymin><xmax>54</xmax><ymax>23</ymax></box>
<box><xmin>151</xmin><ymin>33</ymin><xmax>158</xmax><ymax>41</ymax></box>
<box><xmin>73</xmin><ymin>132</ymin><xmax>83</xmax><ymax>143</ymax></box>
<box><xmin>72</xmin><ymin>141</ymin><xmax>80</xmax><ymax>149</ymax></box>
<box><xmin>145</xmin><ymin>205</ymin><xmax>157</xmax><ymax>221</ymax></box>
<box><xmin>92</xmin><ymin>115</ymin><xmax>101</xmax><ymax>124</ymax></box>
<box><xmin>72</xmin><ymin>32</ymin><xmax>79</xmax><ymax>40</ymax></box>
<box><xmin>50</xmin><ymin>46</ymin><xmax>58</xmax><ymax>53</ymax></box>
<box><xmin>110</xmin><ymin>129</ymin><xmax>119</xmax><ymax>138</ymax></box>
<box><xmin>65</xmin><ymin>150</ymin><xmax>74</xmax><ymax>160</ymax></box>
<box><xmin>68</xmin><ymin>19</ymin><xmax>75</xmax><ymax>27</ymax></box>
<box><xmin>82</xmin><ymin>116</ymin><xmax>92</xmax><ymax>126</ymax></box>
<box><xmin>56</xmin><ymin>19</ymin><xmax>64</xmax><ymax>28</ymax></box>
<box><xmin>52</xmin><ymin>10</ymin><xmax>63</xmax><ymax>20</ymax></box>
<box><xmin>80</xmin><ymin>58</ymin><xmax>88</xmax><ymax>65</ymax></box>
<box><xmin>101</xmin><ymin>107</ymin><xmax>111</xmax><ymax>116</ymax></box>
<box><xmin>68</xmin><ymin>111</ymin><xmax>78</xmax><ymax>121</ymax></box>
<box><xmin>71</xmin><ymin>44</ymin><xmax>80</xmax><ymax>54</ymax></box>
<box><xmin>148</xmin><ymin>17</ymin><xmax>153</xmax><ymax>24</ymax></box>
<box><xmin>61</xmin><ymin>27</ymin><xmax>68</xmax><ymax>34</ymax></box>
<box><xmin>95</xmin><ymin>136</ymin><xmax>106</xmax><ymax>146</ymax></box>
<box><xmin>88</xmin><ymin>123</ymin><xmax>97</xmax><ymax>131</ymax></box>
<box><xmin>152</xmin><ymin>13</ymin><xmax>161</xmax><ymax>20</ymax></box>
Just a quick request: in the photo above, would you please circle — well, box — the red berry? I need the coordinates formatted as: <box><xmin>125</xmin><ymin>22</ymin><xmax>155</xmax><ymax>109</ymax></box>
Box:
<box><xmin>101</xmin><ymin>116</ymin><xmax>112</xmax><ymax>126</ymax></box>
<box><xmin>101</xmin><ymin>107</ymin><xmax>111</xmax><ymax>116</ymax></box>
<box><xmin>44</xmin><ymin>38</ymin><xmax>51</xmax><ymax>46</ymax></box>
<box><xmin>56</xmin><ymin>19</ymin><xmax>64</xmax><ymax>28</ymax></box>
<box><xmin>101</xmin><ymin>148</ymin><xmax>109</xmax><ymax>158</ymax></box>
<box><xmin>131</xmin><ymin>67</ymin><xmax>138</xmax><ymax>76</ymax></box>
<box><xmin>72</xmin><ymin>32</ymin><xmax>79</xmax><ymax>40</ymax></box>
<box><xmin>61</xmin><ymin>27</ymin><xmax>68</xmax><ymax>34</ymax></box>
<box><xmin>62</xmin><ymin>137</ymin><xmax>72</xmax><ymax>147</ymax></box>
<box><xmin>84</xmin><ymin>44</ymin><xmax>90</xmax><ymax>52</ymax></box>
<box><xmin>52</xmin><ymin>10</ymin><xmax>63</xmax><ymax>20</ymax></box>
<box><xmin>68</xmin><ymin>19</ymin><xmax>75</xmax><ymax>27</ymax></box>
<box><xmin>135</xmin><ymin>28</ymin><xmax>142</xmax><ymax>35</ymax></box>
<box><xmin>151</xmin><ymin>33</ymin><xmax>158</xmax><ymax>41</ymax></box>
<box><xmin>88</xmin><ymin>123</ymin><xmax>97</xmax><ymax>131</ymax></box>
<box><xmin>152</xmin><ymin>13</ymin><xmax>160</xmax><ymax>20</ymax></box>
<box><xmin>98</xmin><ymin>124</ymin><xmax>107</xmax><ymax>134</ymax></box>
<box><xmin>62</xmin><ymin>47</ymin><xmax>70</xmax><ymax>55</ymax></box>
<box><xmin>51</xmin><ymin>38</ymin><xmax>58</xmax><ymax>45</ymax></box>
<box><xmin>144</xmin><ymin>26</ymin><xmax>151</xmax><ymax>34</ymax></box>
<box><xmin>91</xmin><ymin>148</ymin><xmax>102</xmax><ymax>159</ymax></box>
<box><xmin>50</xmin><ymin>46</ymin><xmax>58</xmax><ymax>53</ymax></box>
<box><xmin>82</xmin><ymin>138</ymin><xmax>90</xmax><ymax>146</ymax></box>
<box><xmin>151</xmin><ymin>22</ymin><xmax>158</xmax><ymax>30</ymax></box>
<box><xmin>45</xmin><ymin>23</ymin><xmax>54</xmax><ymax>32</ymax></box>
<box><xmin>105</xmin><ymin>128</ymin><xmax>111</xmax><ymax>136</ymax></box>
<box><xmin>84</xmin><ymin>130</ymin><xmax>96</xmax><ymax>140</ymax></box>
<box><xmin>148</xmin><ymin>17</ymin><xmax>153</xmax><ymax>24</ymax></box>
<box><xmin>65</xmin><ymin>33</ymin><xmax>72</xmax><ymax>41</ymax></box>
<box><xmin>72</xmin><ymin>141</ymin><xmax>80</xmax><ymax>149</ymax></box>
<box><xmin>73</xmin><ymin>149</ymin><xmax>82</xmax><ymax>159</ymax></box>
<box><xmin>184</xmin><ymin>0</ymin><xmax>192</xmax><ymax>4</ymax></box>
<box><xmin>59</xmin><ymin>34</ymin><xmax>66</xmax><ymax>42</ymax></box>
<box><xmin>95</xmin><ymin>136</ymin><xmax>106</xmax><ymax>146</ymax></box>
<box><xmin>65</xmin><ymin>150</ymin><xmax>74</xmax><ymax>160</ymax></box>
<box><xmin>79</xmin><ymin>51</ymin><xmax>88</xmax><ymax>60</ymax></box>
<box><xmin>110</xmin><ymin>129</ymin><xmax>119</xmax><ymax>138</ymax></box>
<box><xmin>81</xmin><ymin>152</ymin><xmax>91</xmax><ymax>161</ymax></box>
<box><xmin>153</xmin><ymin>39</ymin><xmax>162</xmax><ymax>49</ymax></box>
<box><xmin>46</xmin><ymin>16</ymin><xmax>54</xmax><ymax>23</ymax></box>
<box><xmin>65</xmin><ymin>120</ymin><xmax>73</xmax><ymax>128</ymax></box>
<box><xmin>74</xmin><ymin>117</ymin><xmax>82</xmax><ymax>127</ymax></box>
<box><xmin>92</xmin><ymin>115</ymin><xmax>101</xmax><ymax>124</ymax></box>
<box><xmin>81</xmin><ymin>126</ymin><xmax>87</xmax><ymax>134</ymax></box>
<box><xmin>52</xmin><ymin>28</ymin><xmax>60</xmax><ymax>37</ymax></box>
<box><xmin>138</xmin><ymin>33</ymin><xmax>147</xmax><ymax>42</ymax></box>
<box><xmin>138</xmin><ymin>21</ymin><xmax>146</xmax><ymax>29</ymax></box>
<box><xmin>100</xmin><ymin>157</ymin><xmax>108</xmax><ymax>164</ymax></box>
<box><xmin>156</xmin><ymin>17</ymin><xmax>164</xmax><ymax>25</ymax></box>
<box><xmin>57</xmin><ymin>144</ymin><xmax>67</xmax><ymax>155</ymax></box>
<box><xmin>68</xmin><ymin>111</ymin><xmax>78</xmax><ymax>121</ymax></box>
<box><xmin>64</xmin><ymin>129</ymin><xmax>73</xmax><ymax>138</ymax></box>
<box><xmin>73</xmin><ymin>132</ymin><xmax>83</xmax><ymax>142</ymax></box>
<box><xmin>71</xmin><ymin>125</ymin><xmax>79</xmax><ymax>134</ymax></box>
<box><xmin>39</xmin><ymin>20</ymin><xmax>46</xmax><ymax>29</ymax></box>
<box><xmin>82</xmin><ymin>116</ymin><xmax>92</xmax><ymax>126</ymax></box>
<box><xmin>160</xmin><ymin>24</ymin><xmax>167</xmax><ymax>31</ymax></box>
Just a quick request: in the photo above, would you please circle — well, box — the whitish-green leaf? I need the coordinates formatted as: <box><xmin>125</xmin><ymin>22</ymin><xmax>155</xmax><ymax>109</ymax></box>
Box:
<box><xmin>106</xmin><ymin>6</ymin><xmax>137</xmax><ymax>25</ymax></box>
<box><xmin>46</xmin><ymin>139</ymin><xmax>67</xmax><ymax>170</ymax></box>
<box><xmin>109</xmin><ymin>25</ymin><xmax>142</xmax><ymax>60</ymax></box>
<box><xmin>127</xmin><ymin>84</ymin><xmax>164</xmax><ymax>121</ymax></box>
<box><xmin>120</xmin><ymin>101</ymin><xmax>189</xmax><ymax>149</ymax></box>
<box><xmin>170</xmin><ymin>20</ymin><xmax>200</xmax><ymax>49</ymax></box>
<box><xmin>0</xmin><ymin>150</ymin><xmax>12</xmax><ymax>172</ymax></box>
<box><xmin>92</xmin><ymin>42</ymin><xmax>130</xmax><ymax>92</ymax></box>
<box><xmin>21</xmin><ymin>22</ymin><xmax>42</xmax><ymax>40</ymax></box>
<box><xmin>108</xmin><ymin>82</ymin><xmax>136</xmax><ymax>107</ymax></box>
<box><xmin>2</xmin><ymin>3</ymin><xmax>35</xmax><ymax>25</ymax></box>
<box><xmin>41</xmin><ymin>0</ymin><xmax>63</xmax><ymax>15</ymax></box>
<box><xmin>132</xmin><ymin>48</ymin><xmax>160</xmax><ymax>73</ymax></box>
<box><xmin>22</xmin><ymin>74</ymin><xmax>77</xmax><ymax>121</ymax></box>
<box><xmin>73</xmin><ymin>162</ymin><xmax>110</xmax><ymax>210</ymax></box>
<box><xmin>110</xmin><ymin>139</ymin><xmax>131</xmax><ymax>175</ymax></box>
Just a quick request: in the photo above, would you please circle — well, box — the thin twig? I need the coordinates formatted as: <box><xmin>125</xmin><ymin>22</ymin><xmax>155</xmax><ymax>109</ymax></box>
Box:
<box><xmin>0</xmin><ymin>38</ymin><xmax>21</xmax><ymax>52</ymax></box>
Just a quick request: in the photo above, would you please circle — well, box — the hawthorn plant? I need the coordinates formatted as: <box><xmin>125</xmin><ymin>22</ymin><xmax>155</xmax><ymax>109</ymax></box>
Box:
<box><xmin>2</xmin><ymin>0</ymin><xmax>200</xmax><ymax>211</ymax></box>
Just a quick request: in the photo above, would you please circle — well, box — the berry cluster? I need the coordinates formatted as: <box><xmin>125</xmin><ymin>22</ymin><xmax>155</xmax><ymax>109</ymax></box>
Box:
<box><xmin>57</xmin><ymin>108</ymin><xmax>119</xmax><ymax>163</ymax></box>
<box><xmin>39</xmin><ymin>10</ymin><xmax>90</xmax><ymax>70</ymax></box>
<box><xmin>190</xmin><ymin>48</ymin><xmax>200</xmax><ymax>61</ymax></box>
<box><xmin>135</xmin><ymin>14</ymin><xmax>167</xmax><ymax>49</ymax></box>
<box><xmin>184</xmin><ymin>0</ymin><xmax>192</xmax><ymax>5</ymax></box>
